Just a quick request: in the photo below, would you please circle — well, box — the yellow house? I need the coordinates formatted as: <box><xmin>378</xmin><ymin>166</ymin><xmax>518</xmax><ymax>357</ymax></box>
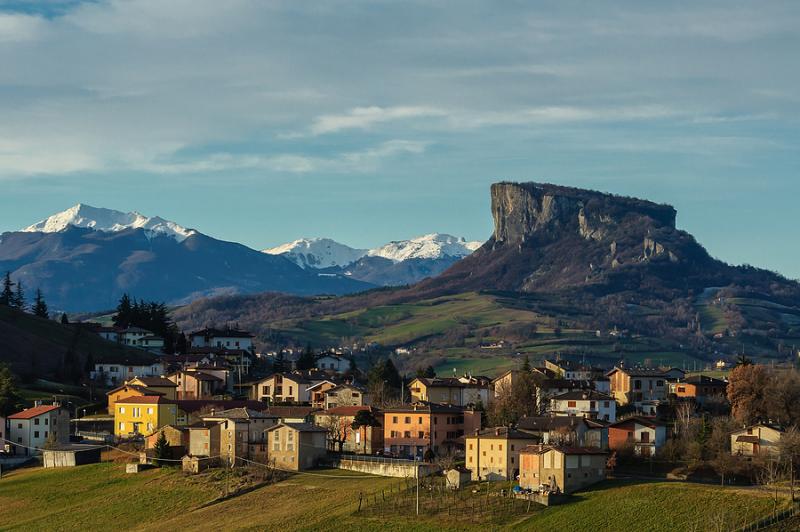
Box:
<box><xmin>408</xmin><ymin>377</ymin><xmax>490</xmax><ymax>406</ymax></box>
<box><xmin>465</xmin><ymin>427</ymin><xmax>541</xmax><ymax>481</ymax></box>
<box><xmin>115</xmin><ymin>396</ymin><xmax>178</xmax><ymax>438</ymax></box>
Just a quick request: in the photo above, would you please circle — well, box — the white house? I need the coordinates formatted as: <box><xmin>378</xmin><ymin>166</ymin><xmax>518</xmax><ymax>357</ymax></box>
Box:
<box><xmin>190</xmin><ymin>327</ymin><xmax>254</xmax><ymax>351</ymax></box>
<box><xmin>550</xmin><ymin>390</ymin><xmax>617</xmax><ymax>422</ymax></box>
<box><xmin>119</xmin><ymin>327</ymin><xmax>153</xmax><ymax>346</ymax></box>
<box><xmin>315</xmin><ymin>355</ymin><xmax>346</xmax><ymax>372</ymax></box>
<box><xmin>730</xmin><ymin>423</ymin><xmax>785</xmax><ymax>457</ymax></box>
<box><xmin>90</xmin><ymin>361</ymin><xmax>166</xmax><ymax>386</ymax></box>
<box><xmin>136</xmin><ymin>335</ymin><xmax>165</xmax><ymax>351</ymax></box>
<box><xmin>7</xmin><ymin>404</ymin><xmax>70</xmax><ymax>456</ymax></box>
<box><xmin>609</xmin><ymin>416</ymin><xmax>667</xmax><ymax>457</ymax></box>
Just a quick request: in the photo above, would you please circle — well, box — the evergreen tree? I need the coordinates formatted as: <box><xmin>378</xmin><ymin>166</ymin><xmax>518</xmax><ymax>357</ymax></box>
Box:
<box><xmin>0</xmin><ymin>362</ymin><xmax>23</xmax><ymax>416</ymax></box>
<box><xmin>297</xmin><ymin>344</ymin><xmax>316</xmax><ymax>370</ymax></box>
<box><xmin>175</xmin><ymin>332</ymin><xmax>188</xmax><ymax>354</ymax></box>
<box><xmin>32</xmin><ymin>288</ymin><xmax>49</xmax><ymax>318</ymax></box>
<box><xmin>112</xmin><ymin>293</ymin><xmax>133</xmax><ymax>327</ymax></box>
<box><xmin>11</xmin><ymin>280</ymin><xmax>24</xmax><ymax>310</ymax></box>
<box><xmin>0</xmin><ymin>272</ymin><xmax>14</xmax><ymax>306</ymax></box>
<box><xmin>272</xmin><ymin>350</ymin><xmax>287</xmax><ymax>373</ymax></box>
<box><xmin>522</xmin><ymin>355</ymin><xmax>532</xmax><ymax>372</ymax></box>
<box><xmin>153</xmin><ymin>430</ymin><xmax>169</xmax><ymax>466</ymax></box>
<box><xmin>60</xmin><ymin>312</ymin><xmax>70</xmax><ymax>325</ymax></box>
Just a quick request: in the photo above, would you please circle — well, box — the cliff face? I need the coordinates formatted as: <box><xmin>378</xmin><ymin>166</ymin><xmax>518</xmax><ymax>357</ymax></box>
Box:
<box><xmin>415</xmin><ymin>181</ymin><xmax>727</xmax><ymax>295</ymax></box>
<box><xmin>491</xmin><ymin>182</ymin><xmax>676</xmax><ymax>246</ymax></box>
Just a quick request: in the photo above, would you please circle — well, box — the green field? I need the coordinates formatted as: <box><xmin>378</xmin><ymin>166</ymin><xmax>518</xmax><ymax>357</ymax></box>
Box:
<box><xmin>0</xmin><ymin>464</ymin><xmax>789</xmax><ymax>532</ymax></box>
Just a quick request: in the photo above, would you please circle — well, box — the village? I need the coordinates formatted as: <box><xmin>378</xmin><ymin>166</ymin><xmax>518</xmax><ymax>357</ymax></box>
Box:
<box><xmin>3</xmin><ymin>316</ymin><xmax>800</xmax><ymax>530</ymax></box>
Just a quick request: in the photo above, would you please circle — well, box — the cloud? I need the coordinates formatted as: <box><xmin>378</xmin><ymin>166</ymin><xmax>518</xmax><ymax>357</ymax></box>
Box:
<box><xmin>309</xmin><ymin>106</ymin><xmax>446</xmax><ymax>136</ymax></box>
<box><xmin>0</xmin><ymin>12</ymin><xmax>44</xmax><ymax>42</ymax></box>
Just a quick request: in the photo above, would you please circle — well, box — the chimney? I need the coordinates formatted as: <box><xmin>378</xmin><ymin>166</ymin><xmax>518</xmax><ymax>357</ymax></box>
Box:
<box><xmin>495</xmin><ymin>427</ymin><xmax>501</xmax><ymax>436</ymax></box>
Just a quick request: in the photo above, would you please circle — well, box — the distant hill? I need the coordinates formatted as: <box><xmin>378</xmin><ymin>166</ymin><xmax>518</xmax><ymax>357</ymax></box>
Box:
<box><xmin>0</xmin><ymin>305</ymin><xmax>155</xmax><ymax>382</ymax></box>
<box><xmin>173</xmin><ymin>182</ymin><xmax>800</xmax><ymax>371</ymax></box>
<box><xmin>0</xmin><ymin>204</ymin><xmax>373</xmax><ymax>312</ymax></box>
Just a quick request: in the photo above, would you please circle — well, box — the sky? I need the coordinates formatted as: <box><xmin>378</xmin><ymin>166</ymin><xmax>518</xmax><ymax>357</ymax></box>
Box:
<box><xmin>1</xmin><ymin>0</ymin><xmax>798</xmax><ymax>278</ymax></box>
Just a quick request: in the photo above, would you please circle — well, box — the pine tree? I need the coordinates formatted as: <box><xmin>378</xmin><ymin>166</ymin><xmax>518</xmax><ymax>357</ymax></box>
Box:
<box><xmin>297</xmin><ymin>344</ymin><xmax>316</xmax><ymax>370</ymax></box>
<box><xmin>32</xmin><ymin>288</ymin><xmax>49</xmax><ymax>318</ymax></box>
<box><xmin>0</xmin><ymin>272</ymin><xmax>14</xmax><ymax>306</ymax></box>
<box><xmin>11</xmin><ymin>280</ymin><xmax>24</xmax><ymax>310</ymax></box>
<box><xmin>153</xmin><ymin>430</ymin><xmax>169</xmax><ymax>466</ymax></box>
<box><xmin>175</xmin><ymin>332</ymin><xmax>188</xmax><ymax>354</ymax></box>
<box><xmin>60</xmin><ymin>313</ymin><xmax>70</xmax><ymax>325</ymax></box>
<box><xmin>112</xmin><ymin>293</ymin><xmax>133</xmax><ymax>327</ymax></box>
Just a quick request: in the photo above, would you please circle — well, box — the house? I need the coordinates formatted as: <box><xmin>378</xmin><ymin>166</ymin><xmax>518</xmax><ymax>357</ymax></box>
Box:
<box><xmin>550</xmin><ymin>390</ymin><xmax>617</xmax><ymax>422</ymax></box>
<box><xmin>190</xmin><ymin>327</ymin><xmax>254</xmax><ymax>351</ymax></box>
<box><xmin>492</xmin><ymin>370</ymin><xmax>522</xmax><ymax>398</ymax></box>
<box><xmin>464</xmin><ymin>427</ymin><xmax>541</xmax><ymax>481</ymax></box>
<box><xmin>114</xmin><ymin>396</ymin><xmax>178</xmax><ymax>438</ymax></box>
<box><xmin>518</xmin><ymin>445</ymin><xmax>608</xmax><ymax>494</ymax></box>
<box><xmin>118</xmin><ymin>327</ymin><xmax>154</xmax><ymax>346</ymax></box>
<box><xmin>262</xmin><ymin>405</ymin><xmax>319</xmax><ymax>424</ymax></box>
<box><xmin>408</xmin><ymin>377</ymin><xmax>490</xmax><ymax>407</ymax></box>
<box><xmin>593</xmin><ymin>378</ymin><xmax>611</xmax><ymax>394</ymax></box>
<box><xmin>168</xmin><ymin>369</ymin><xmax>227</xmax><ymax>400</ymax></box>
<box><xmin>42</xmin><ymin>444</ymin><xmax>103</xmax><ymax>468</ymax></box>
<box><xmin>730</xmin><ymin>424</ymin><xmax>785</xmax><ymax>457</ymax></box>
<box><xmin>91</xmin><ymin>361</ymin><xmax>166</xmax><ymax>386</ymax></box>
<box><xmin>314</xmin><ymin>406</ymin><xmax>383</xmax><ymax>455</ymax></box>
<box><xmin>145</xmin><ymin>425</ymin><xmax>190</xmax><ymax>454</ymax></box>
<box><xmin>251</xmin><ymin>373</ymin><xmax>317</xmax><ymax>404</ymax></box>
<box><xmin>201</xmin><ymin>408</ymin><xmax>279</xmax><ymax>463</ymax></box>
<box><xmin>307</xmin><ymin>379</ymin><xmax>341</xmax><ymax>409</ymax></box>
<box><xmin>535</xmin><ymin>379</ymin><xmax>590</xmax><ymax>413</ymax></box>
<box><xmin>544</xmin><ymin>360</ymin><xmax>604</xmax><ymax>381</ymax></box>
<box><xmin>106</xmin><ymin>383</ymin><xmax>167</xmax><ymax>414</ymax></box>
<box><xmin>607</xmin><ymin>367</ymin><xmax>677</xmax><ymax>407</ymax></box>
<box><xmin>323</xmin><ymin>383</ymin><xmax>369</xmax><ymax>410</ymax></box>
<box><xmin>669</xmin><ymin>375</ymin><xmax>728</xmax><ymax>405</ymax></box>
<box><xmin>186</xmin><ymin>421</ymin><xmax>222</xmax><ymax>458</ymax></box>
<box><xmin>608</xmin><ymin>416</ymin><xmax>667</xmax><ymax>457</ymax></box>
<box><xmin>137</xmin><ymin>335</ymin><xmax>165</xmax><ymax>351</ymax></box>
<box><xmin>383</xmin><ymin>403</ymin><xmax>481</xmax><ymax>459</ymax></box>
<box><xmin>517</xmin><ymin>416</ymin><xmax>608</xmax><ymax>450</ymax></box>
<box><xmin>316</xmin><ymin>354</ymin><xmax>347</xmax><ymax>373</ymax></box>
<box><xmin>7</xmin><ymin>404</ymin><xmax>70</xmax><ymax>456</ymax></box>
<box><xmin>265</xmin><ymin>422</ymin><xmax>328</xmax><ymax>471</ymax></box>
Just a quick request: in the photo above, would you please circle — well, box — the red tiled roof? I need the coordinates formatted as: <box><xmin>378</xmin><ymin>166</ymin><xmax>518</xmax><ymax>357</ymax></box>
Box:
<box><xmin>116</xmin><ymin>396</ymin><xmax>175</xmax><ymax>405</ymax></box>
<box><xmin>8</xmin><ymin>405</ymin><xmax>61</xmax><ymax>419</ymax></box>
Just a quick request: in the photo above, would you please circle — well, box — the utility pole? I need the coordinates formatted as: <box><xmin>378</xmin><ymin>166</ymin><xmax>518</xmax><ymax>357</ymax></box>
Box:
<box><xmin>415</xmin><ymin>456</ymin><xmax>420</xmax><ymax>516</ymax></box>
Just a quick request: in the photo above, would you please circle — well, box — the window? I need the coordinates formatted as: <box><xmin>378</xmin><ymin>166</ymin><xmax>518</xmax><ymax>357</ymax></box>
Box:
<box><xmin>147</xmin><ymin>423</ymin><xmax>153</xmax><ymax>432</ymax></box>
<box><xmin>34</xmin><ymin>418</ymin><xmax>40</xmax><ymax>426</ymax></box>
<box><xmin>568</xmin><ymin>401</ymin><xmax>576</xmax><ymax>408</ymax></box>
<box><xmin>418</xmin><ymin>417</ymin><xmax>423</xmax><ymax>424</ymax></box>
<box><xmin>352</xmin><ymin>393</ymin><xmax>360</xmax><ymax>398</ymax></box>
<box><xmin>288</xmin><ymin>386</ymin><xmax>293</xmax><ymax>395</ymax></box>
<box><xmin>44</xmin><ymin>418</ymin><xmax>49</xmax><ymax>425</ymax></box>
<box><xmin>633</xmin><ymin>380</ymin><xmax>642</xmax><ymax>390</ymax></box>
<box><xmin>490</xmin><ymin>444</ymin><xmax>494</xmax><ymax>451</ymax></box>
<box><xmin>392</xmin><ymin>416</ymin><xmax>398</xmax><ymax>423</ymax></box>
<box><xmin>604</xmin><ymin>401</ymin><xmax>610</xmax><ymax>408</ymax></box>
<box><xmin>132</xmin><ymin>408</ymin><xmax>141</xmax><ymax>417</ymax></box>
<box><xmin>499</xmin><ymin>444</ymin><xmax>503</xmax><ymax>451</ymax></box>
<box><xmin>511</xmin><ymin>457</ymin><xmax>515</xmax><ymax>464</ymax></box>
<box><xmin>147</xmin><ymin>408</ymin><xmax>154</xmax><ymax>415</ymax></box>
<box><xmin>469</xmin><ymin>443</ymin><xmax>473</xmax><ymax>450</ymax></box>
<box><xmin>510</xmin><ymin>444</ymin><xmax>515</xmax><ymax>451</ymax></box>
<box><xmin>589</xmin><ymin>401</ymin><xmax>596</xmax><ymax>409</ymax></box>
<box><xmin>418</xmin><ymin>431</ymin><xmax>424</xmax><ymax>439</ymax></box>
<box><xmin>119</xmin><ymin>407</ymin><xmax>126</xmax><ymax>414</ymax></box>
<box><xmin>17</xmin><ymin>423</ymin><xmax>22</xmax><ymax>429</ymax></box>
<box><xmin>469</xmin><ymin>456</ymin><xmax>473</xmax><ymax>463</ymax></box>
<box><xmin>44</xmin><ymin>431</ymin><xmax>48</xmax><ymax>438</ymax></box>
<box><xmin>262</xmin><ymin>385</ymin><xmax>270</xmax><ymax>395</ymax></box>
<box><xmin>273</xmin><ymin>436</ymin><xmax>280</xmax><ymax>451</ymax></box>
<box><xmin>404</xmin><ymin>416</ymin><xmax>411</xmax><ymax>424</ymax></box>
<box><xmin>656</xmin><ymin>380</ymin><xmax>664</xmax><ymax>387</ymax></box>
<box><xmin>34</xmin><ymin>430</ymin><xmax>40</xmax><ymax>438</ymax></box>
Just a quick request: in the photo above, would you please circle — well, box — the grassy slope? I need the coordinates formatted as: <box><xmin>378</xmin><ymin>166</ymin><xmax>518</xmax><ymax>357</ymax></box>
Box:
<box><xmin>511</xmin><ymin>480</ymin><xmax>783</xmax><ymax>531</ymax></box>
<box><xmin>0</xmin><ymin>465</ymin><xmax>787</xmax><ymax>532</ymax></box>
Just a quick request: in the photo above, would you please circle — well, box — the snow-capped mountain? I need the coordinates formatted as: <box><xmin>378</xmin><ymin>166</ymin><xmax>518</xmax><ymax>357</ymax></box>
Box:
<box><xmin>264</xmin><ymin>233</ymin><xmax>484</xmax><ymax>286</ymax></box>
<box><xmin>263</xmin><ymin>238</ymin><xmax>367</xmax><ymax>270</ymax></box>
<box><xmin>367</xmin><ymin>234</ymin><xmax>482</xmax><ymax>262</ymax></box>
<box><xmin>22</xmin><ymin>203</ymin><xmax>197</xmax><ymax>242</ymax></box>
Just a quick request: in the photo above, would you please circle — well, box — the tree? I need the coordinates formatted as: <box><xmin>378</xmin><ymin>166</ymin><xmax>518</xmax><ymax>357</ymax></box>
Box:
<box><xmin>415</xmin><ymin>365</ymin><xmax>436</xmax><ymax>378</ymax></box>
<box><xmin>32</xmin><ymin>288</ymin><xmax>48</xmax><ymax>318</ymax></box>
<box><xmin>0</xmin><ymin>363</ymin><xmax>22</xmax><ymax>416</ymax></box>
<box><xmin>175</xmin><ymin>332</ymin><xmax>188</xmax><ymax>354</ymax></box>
<box><xmin>320</xmin><ymin>414</ymin><xmax>348</xmax><ymax>452</ymax></box>
<box><xmin>12</xmin><ymin>280</ymin><xmax>24</xmax><ymax>310</ymax></box>
<box><xmin>727</xmin><ymin>364</ymin><xmax>770</xmax><ymax>424</ymax></box>
<box><xmin>767</xmin><ymin>370</ymin><xmax>800</xmax><ymax>428</ymax></box>
<box><xmin>351</xmin><ymin>409</ymin><xmax>380</xmax><ymax>454</ymax></box>
<box><xmin>487</xmin><ymin>370</ymin><xmax>539</xmax><ymax>426</ymax></box>
<box><xmin>735</xmin><ymin>354</ymin><xmax>752</xmax><ymax>367</ymax></box>
<box><xmin>60</xmin><ymin>313</ymin><xmax>69</xmax><ymax>325</ymax></box>
<box><xmin>521</xmin><ymin>355</ymin><xmax>531</xmax><ymax>373</ymax></box>
<box><xmin>0</xmin><ymin>272</ymin><xmax>14</xmax><ymax>306</ymax></box>
<box><xmin>779</xmin><ymin>427</ymin><xmax>800</xmax><ymax>502</ymax></box>
<box><xmin>297</xmin><ymin>344</ymin><xmax>316</xmax><ymax>371</ymax></box>
<box><xmin>153</xmin><ymin>430</ymin><xmax>170</xmax><ymax>466</ymax></box>
<box><xmin>112</xmin><ymin>293</ymin><xmax>133</xmax><ymax>327</ymax></box>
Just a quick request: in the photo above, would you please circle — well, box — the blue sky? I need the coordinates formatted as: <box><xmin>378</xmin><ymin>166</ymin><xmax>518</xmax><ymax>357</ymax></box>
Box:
<box><xmin>1</xmin><ymin>1</ymin><xmax>798</xmax><ymax>277</ymax></box>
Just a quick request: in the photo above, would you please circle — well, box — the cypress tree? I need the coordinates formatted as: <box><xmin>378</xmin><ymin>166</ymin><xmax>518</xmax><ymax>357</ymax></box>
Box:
<box><xmin>11</xmin><ymin>280</ymin><xmax>24</xmax><ymax>310</ymax></box>
<box><xmin>33</xmin><ymin>288</ymin><xmax>49</xmax><ymax>318</ymax></box>
<box><xmin>0</xmin><ymin>272</ymin><xmax>14</xmax><ymax>306</ymax></box>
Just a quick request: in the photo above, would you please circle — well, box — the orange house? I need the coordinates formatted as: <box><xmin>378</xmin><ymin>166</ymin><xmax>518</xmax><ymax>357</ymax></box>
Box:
<box><xmin>383</xmin><ymin>403</ymin><xmax>481</xmax><ymax>459</ymax></box>
<box><xmin>669</xmin><ymin>375</ymin><xmax>727</xmax><ymax>405</ymax></box>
